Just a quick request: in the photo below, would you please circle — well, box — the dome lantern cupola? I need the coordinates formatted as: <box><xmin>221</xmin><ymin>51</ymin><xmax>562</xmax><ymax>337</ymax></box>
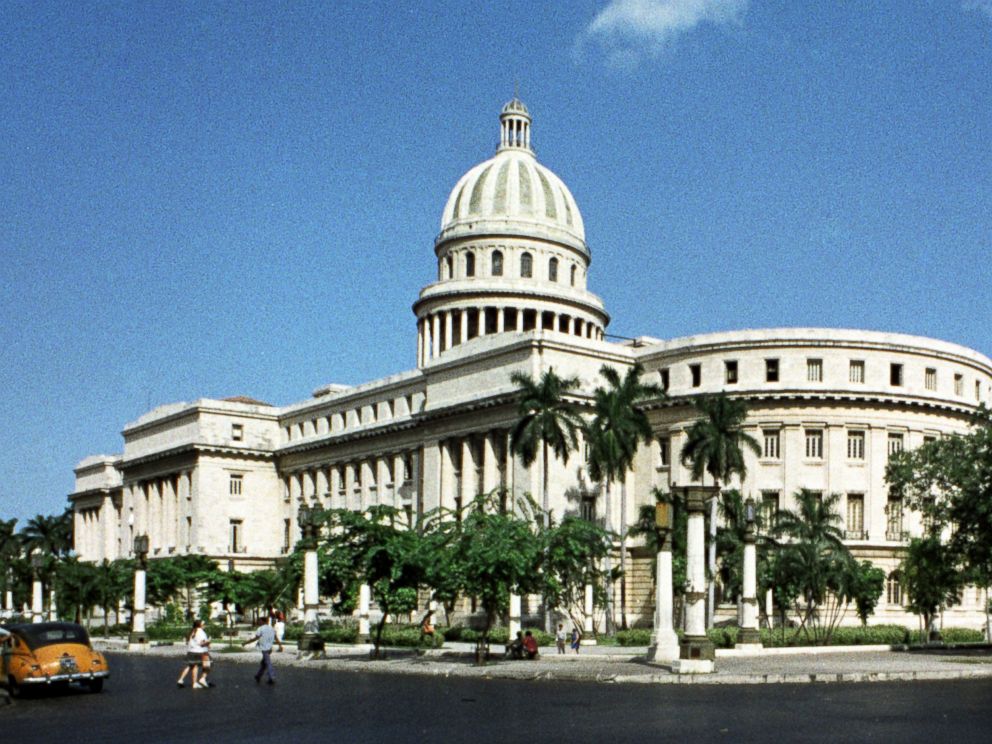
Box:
<box><xmin>499</xmin><ymin>97</ymin><xmax>532</xmax><ymax>153</ymax></box>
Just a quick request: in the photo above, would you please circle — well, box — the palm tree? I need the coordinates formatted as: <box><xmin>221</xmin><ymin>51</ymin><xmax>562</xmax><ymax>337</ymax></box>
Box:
<box><xmin>679</xmin><ymin>393</ymin><xmax>761</xmax><ymax>627</ymax></box>
<box><xmin>773</xmin><ymin>489</ymin><xmax>852</xmax><ymax>642</ymax></box>
<box><xmin>586</xmin><ymin>362</ymin><xmax>664</xmax><ymax>630</ymax></box>
<box><xmin>0</xmin><ymin>518</ymin><xmax>19</xmax><ymax>611</ymax></box>
<box><xmin>510</xmin><ymin>367</ymin><xmax>585</xmax><ymax>631</ymax></box>
<box><xmin>509</xmin><ymin>368</ymin><xmax>585</xmax><ymax>523</ymax></box>
<box><xmin>21</xmin><ymin>511</ymin><xmax>72</xmax><ymax>559</ymax></box>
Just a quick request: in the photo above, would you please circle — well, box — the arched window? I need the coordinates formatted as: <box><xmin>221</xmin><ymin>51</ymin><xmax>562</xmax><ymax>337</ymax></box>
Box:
<box><xmin>886</xmin><ymin>571</ymin><xmax>903</xmax><ymax>605</ymax></box>
<box><xmin>491</xmin><ymin>250</ymin><xmax>503</xmax><ymax>276</ymax></box>
<box><xmin>521</xmin><ymin>252</ymin><xmax>533</xmax><ymax>278</ymax></box>
<box><xmin>549</xmin><ymin>257</ymin><xmax>559</xmax><ymax>282</ymax></box>
<box><xmin>570</xmin><ymin>264</ymin><xmax>577</xmax><ymax>286</ymax></box>
<box><xmin>445</xmin><ymin>255</ymin><xmax>453</xmax><ymax>279</ymax></box>
<box><xmin>465</xmin><ymin>251</ymin><xmax>475</xmax><ymax>277</ymax></box>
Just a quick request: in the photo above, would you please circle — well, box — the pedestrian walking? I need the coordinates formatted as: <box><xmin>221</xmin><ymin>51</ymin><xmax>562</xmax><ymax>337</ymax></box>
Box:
<box><xmin>273</xmin><ymin>611</ymin><xmax>286</xmax><ymax>644</ymax></box>
<box><xmin>177</xmin><ymin>619</ymin><xmax>210</xmax><ymax>689</ymax></box>
<box><xmin>555</xmin><ymin>623</ymin><xmax>567</xmax><ymax>654</ymax></box>
<box><xmin>570</xmin><ymin>627</ymin><xmax>581</xmax><ymax>654</ymax></box>
<box><xmin>244</xmin><ymin>616</ymin><xmax>283</xmax><ymax>685</ymax></box>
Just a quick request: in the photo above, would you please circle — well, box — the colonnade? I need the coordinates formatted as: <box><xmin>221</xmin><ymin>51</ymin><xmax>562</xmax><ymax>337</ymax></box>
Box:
<box><xmin>124</xmin><ymin>471</ymin><xmax>194</xmax><ymax>557</ymax></box>
<box><xmin>417</xmin><ymin>305</ymin><xmax>604</xmax><ymax>366</ymax></box>
<box><xmin>434</xmin><ymin>429</ymin><xmax>513</xmax><ymax>511</ymax></box>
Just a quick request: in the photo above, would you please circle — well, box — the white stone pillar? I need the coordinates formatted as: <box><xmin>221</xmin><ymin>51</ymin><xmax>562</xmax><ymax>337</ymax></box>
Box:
<box><xmin>462</xmin><ymin>439</ymin><xmax>477</xmax><ymax>503</ymax></box>
<box><xmin>130</xmin><ymin>563</ymin><xmax>147</xmax><ymax>648</ymax></box>
<box><xmin>509</xmin><ymin>592</ymin><xmax>521</xmax><ymax>639</ymax></box>
<box><xmin>47</xmin><ymin>588</ymin><xmax>57</xmax><ymax>621</ymax></box>
<box><xmin>673</xmin><ymin>488</ymin><xmax>715</xmax><ymax>673</ymax></box>
<box><xmin>445</xmin><ymin>311</ymin><xmax>453</xmax><ymax>350</ymax></box>
<box><xmin>583</xmin><ymin>582</ymin><xmax>595</xmax><ymax>639</ymax></box>
<box><xmin>315</xmin><ymin>468</ymin><xmax>329</xmax><ymax>506</ymax></box>
<box><xmin>358</xmin><ymin>583</ymin><xmax>371</xmax><ymax>639</ymax></box>
<box><xmin>482</xmin><ymin>433</ymin><xmax>499</xmax><ymax>493</ymax></box>
<box><xmin>417</xmin><ymin>321</ymin><xmax>424</xmax><ymax>367</ymax></box>
<box><xmin>496</xmin><ymin>307</ymin><xmax>505</xmax><ymax>333</ymax></box>
<box><xmin>460</xmin><ymin>310</ymin><xmax>468</xmax><ymax>344</ymax></box>
<box><xmin>737</xmin><ymin>517</ymin><xmax>762</xmax><ymax>650</ymax></box>
<box><xmin>302</xmin><ymin>545</ymin><xmax>319</xmax><ymax>648</ymax></box>
<box><xmin>648</xmin><ymin>538</ymin><xmax>679</xmax><ymax>663</ymax></box>
<box><xmin>431</xmin><ymin>314</ymin><xmax>441</xmax><ymax>358</ymax></box>
<box><xmin>31</xmin><ymin>577</ymin><xmax>43</xmax><ymax>623</ymax></box>
<box><xmin>515</xmin><ymin>308</ymin><xmax>523</xmax><ymax>332</ymax></box>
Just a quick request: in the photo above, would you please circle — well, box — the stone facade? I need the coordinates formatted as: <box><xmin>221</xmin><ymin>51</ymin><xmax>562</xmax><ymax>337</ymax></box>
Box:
<box><xmin>70</xmin><ymin>100</ymin><xmax>992</xmax><ymax>628</ymax></box>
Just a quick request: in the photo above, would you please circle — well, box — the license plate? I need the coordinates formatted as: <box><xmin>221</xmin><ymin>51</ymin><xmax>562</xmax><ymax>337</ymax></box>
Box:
<box><xmin>60</xmin><ymin>657</ymin><xmax>78</xmax><ymax>673</ymax></box>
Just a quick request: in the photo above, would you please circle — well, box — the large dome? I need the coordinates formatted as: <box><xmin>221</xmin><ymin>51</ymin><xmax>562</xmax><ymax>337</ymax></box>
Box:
<box><xmin>437</xmin><ymin>99</ymin><xmax>586</xmax><ymax>250</ymax></box>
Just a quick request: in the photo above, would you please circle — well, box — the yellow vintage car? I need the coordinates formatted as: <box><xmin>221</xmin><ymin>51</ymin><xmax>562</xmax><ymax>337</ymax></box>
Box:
<box><xmin>1</xmin><ymin>622</ymin><xmax>109</xmax><ymax>696</ymax></box>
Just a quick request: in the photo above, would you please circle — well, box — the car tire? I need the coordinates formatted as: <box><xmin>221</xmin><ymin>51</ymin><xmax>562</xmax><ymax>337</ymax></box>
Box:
<box><xmin>87</xmin><ymin>678</ymin><xmax>104</xmax><ymax>693</ymax></box>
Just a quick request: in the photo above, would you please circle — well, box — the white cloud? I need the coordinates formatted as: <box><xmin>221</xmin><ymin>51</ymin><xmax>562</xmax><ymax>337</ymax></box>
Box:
<box><xmin>963</xmin><ymin>1</ymin><xmax>992</xmax><ymax>20</ymax></box>
<box><xmin>580</xmin><ymin>0</ymin><xmax>748</xmax><ymax>66</ymax></box>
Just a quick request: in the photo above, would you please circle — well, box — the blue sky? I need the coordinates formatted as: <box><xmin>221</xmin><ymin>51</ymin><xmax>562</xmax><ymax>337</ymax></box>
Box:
<box><xmin>2</xmin><ymin>1</ymin><xmax>990</xmax><ymax>524</ymax></box>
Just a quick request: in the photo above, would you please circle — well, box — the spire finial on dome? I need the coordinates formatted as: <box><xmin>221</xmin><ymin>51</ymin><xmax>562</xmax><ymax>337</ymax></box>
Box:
<box><xmin>498</xmin><ymin>95</ymin><xmax>533</xmax><ymax>154</ymax></box>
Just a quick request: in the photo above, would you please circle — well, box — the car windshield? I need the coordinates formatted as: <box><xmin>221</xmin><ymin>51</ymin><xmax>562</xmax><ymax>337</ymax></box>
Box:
<box><xmin>3</xmin><ymin>623</ymin><xmax>91</xmax><ymax>650</ymax></box>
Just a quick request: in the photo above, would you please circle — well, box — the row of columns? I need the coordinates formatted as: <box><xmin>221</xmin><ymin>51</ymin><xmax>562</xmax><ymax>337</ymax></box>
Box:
<box><xmin>417</xmin><ymin>306</ymin><xmax>604</xmax><ymax>366</ymax></box>
<box><xmin>285</xmin><ymin>451</ymin><xmax>419</xmax><ymax>514</ymax></box>
<box><xmin>124</xmin><ymin>471</ymin><xmax>194</xmax><ymax>558</ymax></box>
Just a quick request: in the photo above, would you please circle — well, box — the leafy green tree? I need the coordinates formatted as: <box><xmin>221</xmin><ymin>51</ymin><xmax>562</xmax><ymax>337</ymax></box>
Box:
<box><xmin>543</xmin><ymin>515</ymin><xmax>611</xmax><ymax>628</ymax></box>
<box><xmin>849</xmin><ymin>560</ymin><xmax>886</xmax><ymax>627</ymax></box>
<box><xmin>55</xmin><ymin>557</ymin><xmax>101</xmax><ymax>623</ymax></box>
<box><xmin>20</xmin><ymin>510</ymin><xmax>72</xmax><ymax>559</ymax></box>
<box><xmin>586</xmin><ymin>362</ymin><xmax>663</xmax><ymax>630</ymax></box>
<box><xmin>886</xmin><ymin>407</ymin><xmax>992</xmax><ymax>587</ymax></box>
<box><xmin>679</xmin><ymin>392</ymin><xmax>761</xmax><ymax>626</ymax></box>
<box><xmin>714</xmin><ymin>489</ymin><xmax>776</xmax><ymax>608</ymax></box>
<box><xmin>901</xmin><ymin>535</ymin><xmax>962</xmax><ymax>643</ymax></box>
<box><xmin>446</xmin><ymin>490</ymin><xmax>546</xmax><ymax>661</ymax></box>
<box><xmin>0</xmin><ymin>518</ymin><xmax>20</xmax><ymax>605</ymax></box>
<box><xmin>93</xmin><ymin>560</ymin><xmax>131</xmax><ymax>634</ymax></box>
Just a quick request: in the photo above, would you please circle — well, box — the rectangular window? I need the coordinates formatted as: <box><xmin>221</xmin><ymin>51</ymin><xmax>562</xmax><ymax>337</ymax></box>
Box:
<box><xmin>690</xmin><ymin>363</ymin><xmax>702</xmax><ymax>387</ymax></box>
<box><xmin>890</xmin><ymin>363</ymin><xmax>903</xmax><ymax>386</ymax></box>
<box><xmin>231</xmin><ymin>423</ymin><xmax>244</xmax><ymax>442</ymax></box>
<box><xmin>580</xmin><ymin>497</ymin><xmax>596</xmax><ymax>523</ymax></box>
<box><xmin>762</xmin><ymin>429</ymin><xmax>780</xmax><ymax>459</ymax></box>
<box><xmin>282</xmin><ymin>519</ymin><xmax>291</xmax><ymax>554</ymax></box>
<box><xmin>805</xmin><ymin>429</ymin><xmax>824</xmax><ymax>459</ymax></box>
<box><xmin>657</xmin><ymin>436</ymin><xmax>670</xmax><ymax>467</ymax></box>
<box><xmin>229</xmin><ymin>520</ymin><xmax>244</xmax><ymax>553</ymax></box>
<box><xmin>886</xmin><ymin>497</ymin><xmax>904</xmax><ymax>541</ymax></box>
<box><xmin>760</xmin><ymin>491</ymin><xmax>779</xmax><ymax>531</ymax></box>
<box><xmin>849</xmin><ymin>360</ymin><xmax>865</xmax><ymax>383</ymax></box>
<box><xmin>725</xmin><ymin>360</ymin><xmax>738</xmax><ymax>384</ymax></box>
<box><xmin>846</xmin><ymin>494</ymin><xmax>865</xmax><ymax>538</ymax></box>
<box><xmin>807</xmin><ymin>358</ymin><xmax>823</xmax><ymax>382</ymax></box>
<box><xmin>887</xmin><ymin>433</ymin><xmax>904</xmax><ymax>456</ymax></box>
<box><xmin>847</xmin><ymin>431</ymin><xmax>865</xmax><ymax>460</ymax></box>
<box><xmin>229</xmin><ymin>474</ymin><xmax>243</xmax><ymax>496</ymax></box>
<box><xmin>925</xmin><ymin>368</ymin><xmax>937</xmax><ymax>391</ymax></box>
<box><xmin>923</xmin><ymin>435</ymin><xmax>937</xmax><ymax>446</ymax></box>
<box><xmin>954</xmin><ymin>373</ymin><xmax>963</xmax><ymax>396</ymax></box>
<box><xmin>765</xmin><ymin>359</ymin><xmax>779</xmax><ymax>383</ymax></box>
<box><xmin>659</xmin><ymin>368</ymin><xmax>670</xmax><ymax>392</ymax></box>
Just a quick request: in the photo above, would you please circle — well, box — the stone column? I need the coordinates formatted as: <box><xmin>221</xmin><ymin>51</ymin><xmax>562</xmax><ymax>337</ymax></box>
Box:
<box><xmin>482</xmin><ymin>432</ymin><xmax>499</xmax><ymax>493</ymax></box>
<box><xmin>583</xmin><ymin>582</ymin><xmax>595</xmax><ymax>641</ymax></box>
<box><xmin>358</xmin><ymin>583</ymin><xmax>371</xmax><ymax>640</ymax></box>
<box><xmin>460</xmin><ymin>310</ymin><xmax>469</xmax><ymax>344</ymax></box>
<box><xmin>129</xmin><ymin>556</ymin><xmax>148</xmax><ymax>648</ymax></box>
<box><xmin>515</xmin><ymin>309</ymin><xmax>524</xmax><ymax>332</ymax></box>
<box><xmin>461</xmin><ymin>439</ymin><xmax>477</xmax><ymax>504</ymax></box>
<box><xmin>431</xmin><ymin>314</ymin><xmax>441</xmax><ymax>358</ymax></box>
<box><xmin>417</xmin><ymin>320</ymin><xmax>424</xmax><ymax>367</ymax></box>
<box><xmin>737</xmin><ymin>506</ymin><xmax>762</xmax><ymax>649</ymax></box>
<box><xmin>496</xmin><ymin>307</ymin><xmax>505</xmax><ymax>333</ymax></box>
<box><xmin>508</xmin><ymin>592</ymin><xmax>521</xmax><ymax>640</ymax></box>
<box><xmin>47</xmin><ymin>588</ymin><xmax>57</xmax><ymax>621</ymax></box>
<box><xmin>31</xmin><ymin>575</ymin><xmax>43</xmax><ymax>623</ymax></box>
<box><xmin>647</xmin><ymin>532</ymin><xmax>679</xmax><ymax>663</ymax></box>
<box><xmin>300</xmin><ymin>530</ymin><xmax>320</xmax><ymax>653</ymax></box>
<box><xmin>673</xmin><ymin>486</ymin><xmax>716</xmax><ymax>673</ymax></box>
<box><xmin>444</xmin><ymin>311</ymin><xmax>453</xmax><ymax>350</ymax></box>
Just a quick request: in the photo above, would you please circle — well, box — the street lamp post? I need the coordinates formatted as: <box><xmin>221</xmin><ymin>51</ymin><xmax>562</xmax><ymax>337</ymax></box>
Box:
<box><xmin>129</xmin><ymin>534</ymin><xmax>149</xmax><ymax>649</ymax></box>
<box><xmin>4</xmin><ymin>568</ymin><xmax>14</xmax><ymax>618</ymax></box>
<box><xmin>298</xmin><ymin>502</ymin><xmax>324</xmax><ymax>655</ymax></box>
<box><xmin>647</xmin><ymin>498</ymin><xmax>680</xmax><ymax>664</ymax></box>
<box><xmin>736</xmin><ymin>497</ymin><xmax>762</xmax><ymax>650</ymax></box>
<box><xmin>30</xmin><ymin>553</ymin><xmax>44</xmax><ymax>623</ymax></box>
<box><xmin>673</xmin><ymin>485</ymin><xmax>717</xmax><ymax>674</ymax></box>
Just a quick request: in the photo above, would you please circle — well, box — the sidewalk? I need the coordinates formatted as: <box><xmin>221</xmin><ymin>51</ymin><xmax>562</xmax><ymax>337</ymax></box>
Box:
<box><xmin>97</xmin><ymin>638</ymin><xmax>992</xmax><ymax>686</ymax></box>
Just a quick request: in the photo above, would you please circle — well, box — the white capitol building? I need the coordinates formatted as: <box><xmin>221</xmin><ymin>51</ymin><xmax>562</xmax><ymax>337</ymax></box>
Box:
<box><xmin>71</xmin><ymin>100</ymin><xmax>992</xmax><ymax>628</ymax></box>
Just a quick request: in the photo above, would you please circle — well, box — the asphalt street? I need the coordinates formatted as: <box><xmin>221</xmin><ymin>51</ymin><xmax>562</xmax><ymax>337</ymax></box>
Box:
<box><xmin>3</xmin><ymin>653</ymin><xmax>992</xmax><ymax>743</ymax></box>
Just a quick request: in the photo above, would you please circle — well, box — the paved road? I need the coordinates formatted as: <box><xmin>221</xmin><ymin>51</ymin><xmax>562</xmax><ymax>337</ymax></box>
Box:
<box><xmin>3</xmin><ymin>653</ymin><xmax>992</xmax><ymax>743</ymax></box>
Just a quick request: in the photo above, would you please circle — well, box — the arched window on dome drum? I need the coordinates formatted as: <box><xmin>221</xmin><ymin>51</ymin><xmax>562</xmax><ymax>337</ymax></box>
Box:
<box><xmin>465</xmin><ymin>251</ymin><xmax>476</xmax><ymax>277</ymax></box>
<box><xmin>521</xmin><ymin>252</ymin><xmax>533</xmax><ymax>278</ymax></box>
<box><xmin>570</xmin><ymin>264</ymin><xmax>576</xmax><ymax>287</ymax></box>
<box><xmin>549</xmin><ymin>257</ymin><xmax>559</xmax><ymax>282</ymax></box>
<box><xmin>492</xmin><ymin>250</ymin><xmax>503</xmax><ymax>276</ymax></box>
<box><xmin>446</xmin><ymin>256</ymin><xmax>453</xmax><ymax>280</ymax></box>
